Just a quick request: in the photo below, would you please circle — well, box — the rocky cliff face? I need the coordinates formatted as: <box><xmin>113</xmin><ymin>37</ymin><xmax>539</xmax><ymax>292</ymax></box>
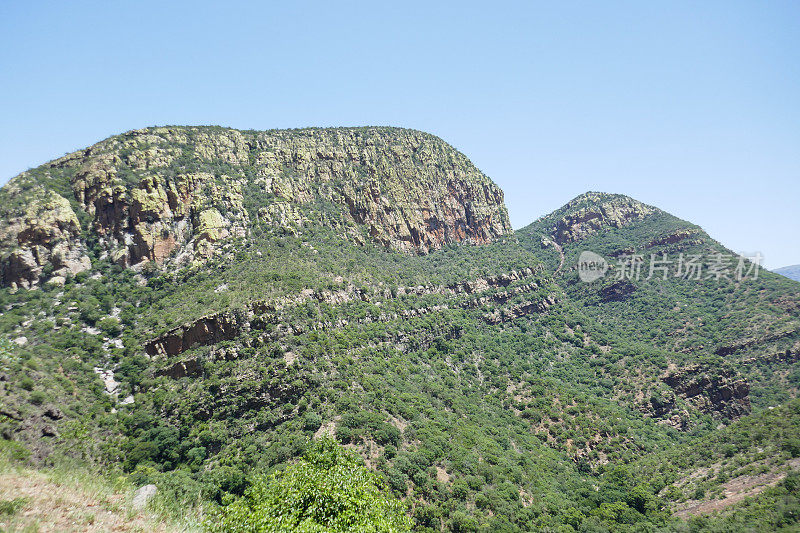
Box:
<box><xmin>662</xmin><ymin>363</ymin><xmax>751</xmax><ymax>420</ymax></box>
<box><xmin>549</xmin><ymin>192</ymin><xmax>656</xmax><ymax>245</ymax></box>
<box><xmin>0</xmin><ymin>187</ymin><xmax>91</xmax><ymax>289</ymax></box>
<box><xmin>0</xmin><ymin>126</ymin><xmax>511</xmax><ymax>288</ymax></box>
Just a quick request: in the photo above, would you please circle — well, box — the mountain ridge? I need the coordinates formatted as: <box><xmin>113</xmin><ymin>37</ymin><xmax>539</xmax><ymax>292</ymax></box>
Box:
<box><xmin>0</xmin><ymin>127</ymin><xmax>798</xmax><ymax>531</ymax></box>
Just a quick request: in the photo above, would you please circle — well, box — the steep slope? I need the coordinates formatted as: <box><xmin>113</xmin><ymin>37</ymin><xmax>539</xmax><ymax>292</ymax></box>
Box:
<box><xmin>631</xmin><ymin>399</ymin><xmax>800</xmax><ymax>528</ymax></box>
<box><xmin>0</xmin><ymin>130</ymin><xmax>687</xmax><ymax>532</ymax></box>
<box><xmin>519</xmin><ymin>192</ymin><xmax>800</xmax><ymax>410</ymax></box>
<box><xmin>1</xmin><ymin>221</ymin><xmax>689</xmax><ymax>531</ymax></box>
<box><xmin>0</xmin><ymin>126</ymin><xmax>510</xmax><ymax>289</ymax></box>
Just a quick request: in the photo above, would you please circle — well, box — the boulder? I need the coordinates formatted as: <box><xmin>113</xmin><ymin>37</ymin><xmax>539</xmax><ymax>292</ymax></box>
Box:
<box><xmin>132</xmin><ymin>484</ymin><xmax>157</xmax><ymax>510</ymax></box>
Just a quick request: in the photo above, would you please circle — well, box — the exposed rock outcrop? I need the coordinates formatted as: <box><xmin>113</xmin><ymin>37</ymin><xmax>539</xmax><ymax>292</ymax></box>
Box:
<box><xmin>600</xmin><ymin>279</ymin><xmax>637</xmax><ymax>302</ymax></box>
<box><xmin>0</xmin><ymin>126</ymin><xmax>512</xmax><ymax>287</ymax></box>
<box><xmin>551</xmin><ymin>193</ymin><xmax>655</xmax><ymax>245</ymax></box>
<box><xmin>145</xmin><ymin>267</ymin><xmax>555</xmax><ymax>357</ymax></box>
<box><xmin>0</xmin><ymin>188</ymin><xmax>91</xmax><ymax>289</ymax></box>
<box><xmin>156</xmin><ymin>358</ymin><xmax>203</xmax><ymax>379</ymax></box>
<box><xmin>714</xmin><ymin>327</ymin><xmax>800</xmax><ymax>356</ymax></box>
<box><xmin>132</xmin><ymin>485</ymin><xmax>158</xmax><ymax>510</ymax></box>
<box><xmin>646</xmin><ymin>229</ymin><xmax>703</xmax><ymax>249</ymax></box>
<box><xmin>662</xmin><ymin>363</ymin><xmax>750</xmax><ymax>420</ymax></box>
<box><xmin>145</xmin><ymin>311</ymin><xmax>247</xmax><ymax>357</ymax></box>
<box><xmin>483</xmin><ymin>294</ymin><xmax>558</xmax><ymax>324</ymax></box>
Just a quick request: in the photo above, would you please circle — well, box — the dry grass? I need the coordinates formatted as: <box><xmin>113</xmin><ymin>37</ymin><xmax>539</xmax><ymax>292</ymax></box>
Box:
<box><xmin>0</xmin><ymin>466</ymin><xmax>197</xmax><ymax>532</ymax></box>
<box><xmin>673</xmin><ymin>458</ymin><xmax>800</xmax><ymax>518</ymax></box>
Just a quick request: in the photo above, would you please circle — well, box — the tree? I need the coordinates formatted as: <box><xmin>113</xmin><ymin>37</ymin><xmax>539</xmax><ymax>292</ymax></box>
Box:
<box><xmin>208</xmin><ymin>438</ymin><xmax>411</xmax><ymax>532</ymax></box>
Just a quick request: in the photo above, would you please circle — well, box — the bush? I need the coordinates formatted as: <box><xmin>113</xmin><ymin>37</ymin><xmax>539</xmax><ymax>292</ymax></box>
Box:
<box><xmin>783</xmin><ymin>438</ymin><xmax>800</xmax><ymax>458</ymax></box>
<box><xmin>302</xmin><ymin>412</ymin><xmax>322</xmax><ymax>432</ymax></box>
<box><xmin>29</xmin><ymin>390</ymin><xmax>47</xmax><ymax>405</ymax></box>
<box><xmin>97</xmin><ymin>317</ymin><xmax>122</xmax><ymax>337</ymax></box>
<box><xmin>209</xmin><ymin>438</ymin><xmax>411</xmax><ymax>532</ymax></box>
<box><xmin>0</xmin><ymin>440</ymin><xmax>31</xmax><ymax>462</ymax></box>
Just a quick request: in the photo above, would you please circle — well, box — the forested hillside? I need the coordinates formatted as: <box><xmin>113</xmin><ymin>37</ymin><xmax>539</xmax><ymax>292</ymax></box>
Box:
<box><xmin>0</xmin><ymin>128</ymin><xmax>798</xmax><ymax>532</ymax></box>
<box><xmin>520</xmin><ymin>192</ymin><xmax>800</xmax><ymax>410</ymax></box>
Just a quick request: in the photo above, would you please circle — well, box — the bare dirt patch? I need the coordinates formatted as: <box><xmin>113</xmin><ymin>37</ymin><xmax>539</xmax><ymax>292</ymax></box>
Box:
<box><xmin>314</xmin><ymin>416</ymin><xmax>340</xmax><ymax>439</ymax></box>
<box><xmin>436</xmin><ymin>466</ymin><xmax>450</xmax><ymax>484</ymax></box>
<box><xmin>674</xmin><ymin>458</ymin><xmax>800</xmax><ymax>518</ymax></box>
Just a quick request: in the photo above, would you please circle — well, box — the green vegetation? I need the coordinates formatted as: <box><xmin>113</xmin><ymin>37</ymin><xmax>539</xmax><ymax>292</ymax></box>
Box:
<box><xmin>0</xmin><ymin>129</ymin><xmax>798</xmax><ymax>531</ymax></box>
<box><xmin>209</xmin><ymin>438</ymin><xmax>411</xmax><ymax>532</ymax></box>
<box><xmin>0</xmin><ymin>440</ymin><xmax>201</xmax><ymax>531</ymax></box>
<box><xmin>0</xmin><ymin>497</ymin><xmax>27</xmax><ymax>517</ymax></box>
<box><xmin>0</xmin><ymin>222</ymin><xmax>748</xmax><ymax>531</ymax></box>
<box><xmin>635</xmin><ymin>400</ymin><xmax>800</xmax><ymax>506</ymax></box>
<box><xmin>520</xmin><ymin>192</ymin><xmax>800</xmax><ymax>410</ymax></box>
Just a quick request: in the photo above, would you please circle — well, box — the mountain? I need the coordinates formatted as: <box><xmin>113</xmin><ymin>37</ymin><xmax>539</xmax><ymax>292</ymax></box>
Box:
<box><xmin>0</xmin><ymin>126</ymin><xmax>510</xmax><ymax>290</ymax></box>
<box><xmin>0</xmin><ymin>128</ymin><xmax>798</xmax><ymax>532</ymax></box>
<box><xmin>520</xmin><ymin>192</ymin><xmax>800</xmax><ymax>410</ymax></box>
<box><xmin>775</xmin><ymin>265</ymin><xmax>800</xmax><ymax>283</ymax></box>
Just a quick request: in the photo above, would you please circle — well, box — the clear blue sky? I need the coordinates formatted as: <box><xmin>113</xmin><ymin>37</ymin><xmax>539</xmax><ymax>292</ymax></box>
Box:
<box><xmin>1</xmin><ymin>1</ymin><xmax>798</xmax><ymax>268</ymax></box>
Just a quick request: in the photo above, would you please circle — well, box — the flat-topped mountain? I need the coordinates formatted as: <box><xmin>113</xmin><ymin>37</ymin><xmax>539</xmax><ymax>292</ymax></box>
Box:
<box><xmin>0</xmin><ymin>126</ymin><xmax>510</xmax><ymax>289</ymax></box>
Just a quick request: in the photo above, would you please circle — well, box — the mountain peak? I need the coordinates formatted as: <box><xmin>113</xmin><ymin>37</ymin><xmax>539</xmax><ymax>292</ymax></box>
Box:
<box><xmin>527</xmin><ymin>191</ymin><xmax>661</xmax><ymax>245</ymax></box>
<box><xmin>564</xmin><ymin>191</ymin><xmax>657</xmax><ymax>212</ymax></box>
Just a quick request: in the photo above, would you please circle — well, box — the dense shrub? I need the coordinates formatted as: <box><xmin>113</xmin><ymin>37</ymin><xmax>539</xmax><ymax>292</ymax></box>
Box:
<box><xmin>209</xmin><ymin>438</ymin><xmax>411</xmax><ymax>532</ymax></box>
